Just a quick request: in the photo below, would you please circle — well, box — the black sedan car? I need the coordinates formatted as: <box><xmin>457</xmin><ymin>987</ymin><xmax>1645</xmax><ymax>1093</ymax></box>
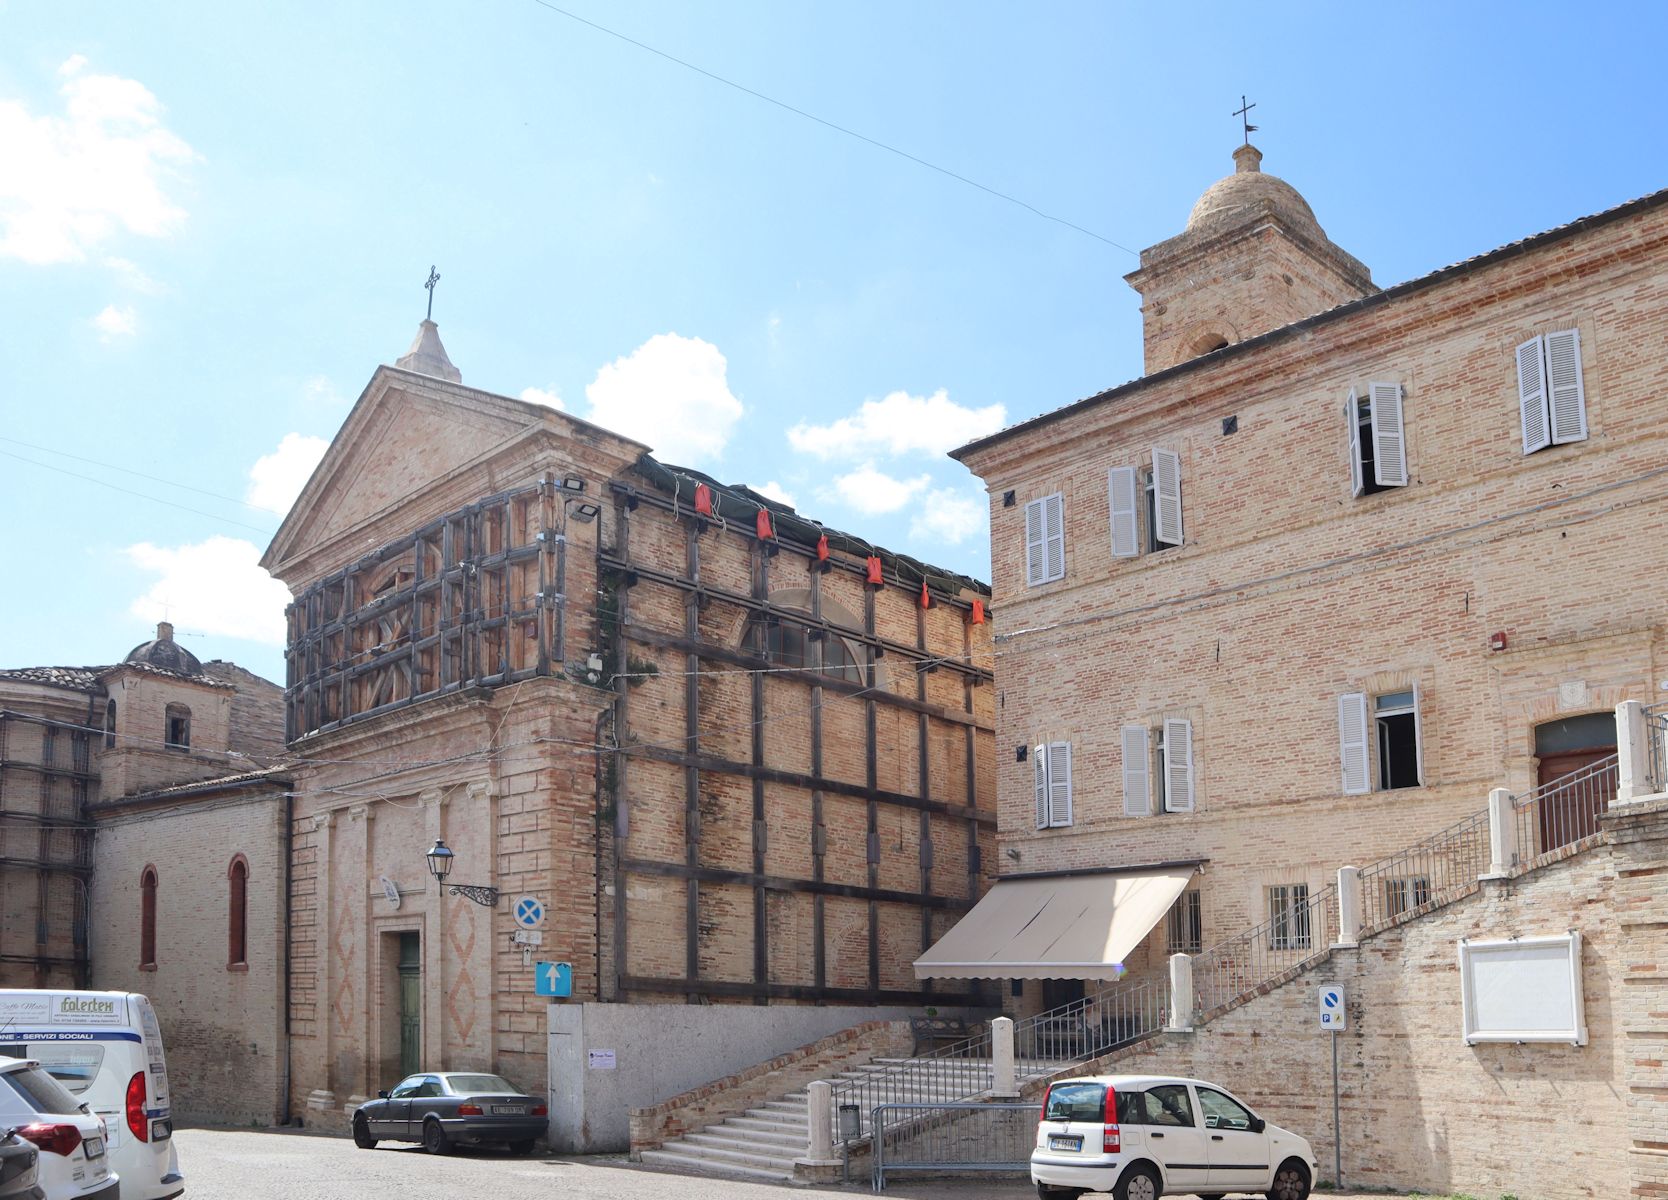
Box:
<box><xmin>0</xmin><ymin>1129</ymin><xmax>40</xmax><ymax>1199</ymax></box>
<box><xmin>352</xmin><ymin>1072</ymin><xmax>547</xmax><ymax>1155</ymax></box>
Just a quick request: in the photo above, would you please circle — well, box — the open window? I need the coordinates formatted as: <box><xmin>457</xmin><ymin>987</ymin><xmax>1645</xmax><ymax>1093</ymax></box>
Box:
<box><xmin>1517</xmin><ymin>330</ymin><xmax>1587</xmax><ymax>454</ymax></box>
<box><xmin>164</xmin><ymin>704</ymin><xmax>191</xmax><ymax>750</ymax></box>
<box><xmin>1339</xmin><ymin>686</ymin><xmax>1423</xmax><ymax>794</ymax></box>
<box><xmin>1347</xmin><ymin>383</ymin><xmax>1408</xmax><ymax>496</ymax></box>
<box><xmin>1121</xmin><ymin>719</ymin><xmax>1194</xmax><ymax>814</ymax></box>
<box><xmin>1033</xmin><ymin>741</ymin><xmax>1072</xmax><ymax>829</ymax></box>
<box><xmin>104</xmin><ymin>699</ymin><xmax>116</xmax><ymax>749</ymax></box>
<box><xmin>1110</xmin><ymin>448</ymin><xmax>1184</xmax><ymax>560</ymax></box>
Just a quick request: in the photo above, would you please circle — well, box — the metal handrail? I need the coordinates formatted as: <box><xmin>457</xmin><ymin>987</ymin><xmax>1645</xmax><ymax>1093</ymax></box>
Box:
<box><xmin>1356</xmin><ymin>806</ymin><xmax>1492</xmax><ymax>930</ymax></box>
<box><xmin>1643</xmin><ymin>702</ymin><xmax>1668</xmax><ymax>793</ymax></box>
<box><xmin>1511</xmin><ymin>752</ymin><xmax>1617</xmax><ymax>866</ymax></box>
<box><xmin>1192</xmin><ymin>883</ymin><xmax>1338</xmax><ymax>1016</ymax></box>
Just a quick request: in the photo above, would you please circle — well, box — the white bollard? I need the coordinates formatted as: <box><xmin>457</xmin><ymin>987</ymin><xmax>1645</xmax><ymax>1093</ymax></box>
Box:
<box><xmin>991</xmin><ymin>1016</ymin><xmax>1017</xmax><ymax>1097</ymax></box>
<box><xmin>1335</xmin><ymin>866</ymin><xmax>1361</xmax><ymax>946</ymax></box>
<box><xmin>804</xmin><ymin>1079</ymin><xmax>835</xmax><ymax>1162</ymax></box>
<box><xmin>1615</xmin><ymin>700</ymin><xmax>1650</xmax><ymax>805</ymax></box>
<box><xmin>1165</xmin><ymin>954</ymin><xmax>1194</xmax><ymax>1032</ymax></box>
<box><xmin>1485</xmin><ymin>787</ymin><xmax>1518</xmax><ymax>877</ymax></box>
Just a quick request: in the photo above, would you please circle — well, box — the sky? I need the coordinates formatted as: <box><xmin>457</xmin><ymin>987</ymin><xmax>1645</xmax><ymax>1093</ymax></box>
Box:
<box><xmin>2</xmin><ymin>1</ymin><xmax>1665</xmax><ymax>685</ymax></box>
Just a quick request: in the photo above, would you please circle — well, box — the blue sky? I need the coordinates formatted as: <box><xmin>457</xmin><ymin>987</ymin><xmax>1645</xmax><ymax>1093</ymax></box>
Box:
<box><xmin>3</xmin><ymin>1</ymin><xmax>1665</xmax><ymax>685</ymax></box>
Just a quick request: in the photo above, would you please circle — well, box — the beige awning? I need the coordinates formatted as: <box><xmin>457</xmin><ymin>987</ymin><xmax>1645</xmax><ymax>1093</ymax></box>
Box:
<box><xmin>913</xmin><ymin>866</ymin><xmax>1195</xmax><ymax>981</ymax></box>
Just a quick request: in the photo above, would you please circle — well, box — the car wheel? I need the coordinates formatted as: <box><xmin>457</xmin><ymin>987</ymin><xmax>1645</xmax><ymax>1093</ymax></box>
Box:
<box><xmin>509</xmin><ymin>1139</ymin><xmax>536</xmax><ymax>1155</ymax></box>
<box><xmin>1268</xmin><ymin>1158</ymin><xmax>1311</xmax><ymax>1200</ymax></box>
<box><xmin>1116</xmin><ymin>1165</ymin><xmax>1160</xmax><ymax>1200</ymax></box>
<box><xmin>422</xmin><ymin>1117</ymin><xmax>451</xmax><ymax>1156</ymax></box>
<box><xmin>352</xmin><ymin>1114</ymin><xmax>378</xmax><ymax>1150</ymax></box>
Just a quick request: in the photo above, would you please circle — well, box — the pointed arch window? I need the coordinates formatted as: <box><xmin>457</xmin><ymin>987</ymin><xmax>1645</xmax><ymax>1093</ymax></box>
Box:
<box><xmin>228</xmin><ymin>856</ymin><xmax>249</xmax><ymax>969</ymax></box>
<box><xmin>140</xmin><ymin>867</ymin><xmax>158</xmax><ymax>968</ymax></box>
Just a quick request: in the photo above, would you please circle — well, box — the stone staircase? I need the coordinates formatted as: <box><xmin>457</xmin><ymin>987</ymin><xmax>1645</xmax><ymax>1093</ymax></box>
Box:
<box><xmin>638</xmin><ymin>1053</ymin><xmax>1063</xmax><ymax>1182</ymax></box>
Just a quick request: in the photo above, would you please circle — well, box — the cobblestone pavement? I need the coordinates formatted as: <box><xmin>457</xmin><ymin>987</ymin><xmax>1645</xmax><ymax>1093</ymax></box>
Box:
<box><xmin>174</xmin><ymin>1126</ymin><xmax>1390</xmax><ymax>1200</ymax></box>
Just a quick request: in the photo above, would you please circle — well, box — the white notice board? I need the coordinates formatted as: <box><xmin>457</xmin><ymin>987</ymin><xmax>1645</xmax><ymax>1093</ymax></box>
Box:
<box><xmin>1459</xmin><ymin>932</ymin><xmax>1586</xmax><ymax>1046</ymax></box>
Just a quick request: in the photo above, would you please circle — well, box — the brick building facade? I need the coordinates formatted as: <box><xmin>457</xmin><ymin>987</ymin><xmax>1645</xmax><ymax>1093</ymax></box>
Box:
<box><xmin>262</xmin><ymin>324</ymin><xmax>996</xmax><ymax>1115</ymax></box>
<box><xmin>935</xmin><ymin>144</ymin><xmax>1668</xmax><ymax>1007</ymax></box>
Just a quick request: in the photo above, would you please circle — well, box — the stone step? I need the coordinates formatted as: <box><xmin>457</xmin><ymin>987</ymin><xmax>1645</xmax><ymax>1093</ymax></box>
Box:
<box><xmin>699</xmin><ymin>1125</ymin><xmax>807</xmax><ymax>1150</ymax></box>
<box><xmin>744</xmin><ymin>1106</ymin><xmax>809</xmax><ymax>1125</ymax></box>
<box><xmin>685</xmin><ymin>1130</ymin><xmax>804</xmax><ymax>1155</ymax></box>
<box><xmin>646</xmin><ymin>1141</ymin><xmax>798</xmax><ymax>1173</ymax></box>
<box><xmin>725</xmin><ymin>1115</ymin><xmax>809</xmax><ymax>1136</ymax></box>
<box><xmin>637</xmin><ymin>1147</ymin><xmax>794</xmax><ymax>1183</ymax></box>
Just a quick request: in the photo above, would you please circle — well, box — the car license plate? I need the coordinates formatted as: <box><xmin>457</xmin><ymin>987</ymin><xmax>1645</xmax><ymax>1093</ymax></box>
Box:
<box><xmin>84</xmin><ymin>1136</ymin><xmax>104</xmax><ymax>1159</ymax></box>
<box><xmin>1049</xmin><ymin>1135</ymin><xmax>1082</xmax><ymax>1151</ymax></box>
<box><xmin>491</xmin><ymin>1105</ymin><xmax>525</xmax><ymax>1115</ymax></box>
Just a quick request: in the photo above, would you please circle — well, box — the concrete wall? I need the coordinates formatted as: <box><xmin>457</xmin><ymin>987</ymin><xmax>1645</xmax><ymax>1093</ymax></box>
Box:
<box><xmin>546</xmin><ymin>1001</ymin><xmax>984</xmax><ymax>1152</ymax></box>
<box><xmin>1027</xmin><ymin>798</ymin><xmax>1668</xmax><ymax>1200</ymax></box>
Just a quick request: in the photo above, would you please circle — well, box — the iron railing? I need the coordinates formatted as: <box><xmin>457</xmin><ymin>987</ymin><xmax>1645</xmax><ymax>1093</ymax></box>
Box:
<box><xmin>1012</xmin><ymin>972</ymin><xmax>1172</xmax><ymax>1077</ymax></box>
<box><xmin>828</xmin><ymin>1022</ymin><xmax>995</xmax><ymax>1143</ymax></box>
<box><xmin>1192</xmin><ymin>883</ymin><xmax>1338</xmax><ymax>1016</ymax></box>
<box><xmin>1356</xmin><ymin>806</ymin><xmax>1492</xmax><ymax>931</ymax></box>
<box><xmin>1512</xmin><ymin>753</ymin><xmax>1617</xmax><ymax>867</ymax></box>
<box><xmin>870</xmin><ymin>1102</ymin><xmax>1041</xmax><ymax>1190</ymax></box>
<box><xmin>1645</xmin><ymin>702</ymin><xmax>1668</xmax><ymax>793</ymax></box>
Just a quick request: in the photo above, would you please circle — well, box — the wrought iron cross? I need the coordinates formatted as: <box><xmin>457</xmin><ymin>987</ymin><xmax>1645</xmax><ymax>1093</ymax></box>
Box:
<box><xmin>424</xmin><ymin>265</ymin><xmax>440</xmax><ymax>321</ymax></box>
<box><xmin>1234</xmin><ymin>95</ymin><xmax>1259</xmax><ymax>144</ymax></box>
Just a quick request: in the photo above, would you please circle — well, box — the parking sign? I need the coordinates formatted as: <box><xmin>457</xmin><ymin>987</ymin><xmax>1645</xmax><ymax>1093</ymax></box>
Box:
<box><xmin>1318</xmin><ymin>983</ymin><xmax>1346</xmax><ymax>1031</ymax></box>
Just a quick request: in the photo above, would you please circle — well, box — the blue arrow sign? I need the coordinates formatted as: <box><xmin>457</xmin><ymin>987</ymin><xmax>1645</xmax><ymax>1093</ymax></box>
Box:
<box><xmin>535</xmin><ymin>961</ymin><xmax>572</xmax><ymax>998</ymax></box>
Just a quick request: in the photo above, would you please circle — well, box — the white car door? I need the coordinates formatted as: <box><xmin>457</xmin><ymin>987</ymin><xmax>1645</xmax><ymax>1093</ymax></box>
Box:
<box><xmin>1137</xmin><ymin>1084</ymin><xmax>1210</xmax><ymax>1191</ymax></box>
<box><xmin>1195</xmin><ymin>1085</ymin><xmax>1272</xmax><ymax>1192</ymax></box>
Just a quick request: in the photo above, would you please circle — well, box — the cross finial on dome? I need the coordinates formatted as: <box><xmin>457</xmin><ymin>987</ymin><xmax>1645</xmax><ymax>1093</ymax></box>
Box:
<box><xmin>1233</xmin><ymin>95</ymin><xmax>1258</xmax><ymax>144</ymax></box>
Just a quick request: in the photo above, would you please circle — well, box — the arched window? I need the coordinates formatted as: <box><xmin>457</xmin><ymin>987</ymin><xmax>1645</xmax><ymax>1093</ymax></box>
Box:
<box><xmin>227</xmin><ymin>857</ymin><xmax>248</xmax><ymax>968</ymax></box>
<box><xmin>164</xmin><ymin>704</ymin><xmax>191</xmax><ymax>750</ymax></box>
<box><xmin>140</xmin><ymin>867</ymin><xmax>158</xmax><ymax>968</ymax></box>
<box><xmin>745</xmin><ymin>588</ymin><xmax>869</xmax><ymax>685</ymax></box>
<box><xmin>104</xmin><ymin>699</ymin><xmax>117</xmax><ymax>749</ymax></box>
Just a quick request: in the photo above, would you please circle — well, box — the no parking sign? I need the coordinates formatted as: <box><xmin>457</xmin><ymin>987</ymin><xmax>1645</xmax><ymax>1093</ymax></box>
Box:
<box><xmin>1318</xmin><ymin>983</ymin><xmax>1346</xmax><ymax>1031</ymax></box>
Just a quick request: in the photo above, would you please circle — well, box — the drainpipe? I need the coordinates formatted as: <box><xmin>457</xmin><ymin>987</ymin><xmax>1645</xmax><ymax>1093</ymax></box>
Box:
<box><xmin>593</xmin><ymin>708</ymin><xmax>610</xmax><ymax>1002</ymax></box>
<box><xmin>280</xmin><ymin>788</ymin><xmax>293</xmax><ymax>1127</ymax></box>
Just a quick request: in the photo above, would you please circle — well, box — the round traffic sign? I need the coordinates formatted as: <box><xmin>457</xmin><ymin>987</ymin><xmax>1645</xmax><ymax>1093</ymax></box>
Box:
<box><xmin>513</xmin><ymin>896</ymin><xmax>545</xmax><ymax>929</ymax></box>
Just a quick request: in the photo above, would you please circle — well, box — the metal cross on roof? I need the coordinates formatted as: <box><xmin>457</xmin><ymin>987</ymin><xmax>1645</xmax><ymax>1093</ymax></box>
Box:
<box><xmin>1234</xmin><ymin>95</ymin><xmax>1259</xmax><ymax>144</ymax></box>
<box><xmin>424</xmin><ymin>265</ymin><xmax>440</xmax><ymax>321</ymax></box>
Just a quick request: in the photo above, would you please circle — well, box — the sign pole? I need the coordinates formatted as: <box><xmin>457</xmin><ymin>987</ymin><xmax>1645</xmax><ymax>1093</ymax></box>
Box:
<box><xmin>1331</xmin><ymin>1028</ymin><xmax>1342</xmax><ymax>1188</ymax></box>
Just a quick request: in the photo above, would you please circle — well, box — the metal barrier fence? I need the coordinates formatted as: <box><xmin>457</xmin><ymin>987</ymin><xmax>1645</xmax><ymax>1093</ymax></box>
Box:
<box><xmin>828</xmin><ymin>1022</ymin><xmax>995</xmax><ymax>1142</ymax></box>
<box><xmin>870</xmin><ymin>1102</ymin><xmax>1041</xmax><ymax>1191</ymax></box>
<box><xmin>1013</xmin><ymin>973</ymin><xmax>1172</xmax><ymax>1078</ymax></box>
<box><xmin>1646</xmin><ymin>703</ymin><xmax>1668</xmax><ymax>793</ymax></box>
<box><xmin>1193</xmin><ymin>883</ymin><xmax>1338</xmax><ymax>1016</ymax></box>
<box><xmin>1512</xmin><ymin>754</ymin><xmax>1617</xmax><ymax>866</ymax></box>
<box><xmin>1356</xmin><ymin>806</ymin><xmax>1491</xmax><ymax>931</ymax></box>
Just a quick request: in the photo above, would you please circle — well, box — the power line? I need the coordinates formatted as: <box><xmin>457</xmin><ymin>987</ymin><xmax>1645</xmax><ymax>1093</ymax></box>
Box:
<box><xmin>524</xmin><ymin>0</ymin><xmax>1138</xmax><ymax>256</ymax></box>
<box><xmin>0</xmin><ymin>435</ymin><xmax>287</xmax><ymax>518</ymax></box>
<box><xmin>0</xmin><ymin>450</ymin><xmax>274</xmax><ymax>534</ymax></box>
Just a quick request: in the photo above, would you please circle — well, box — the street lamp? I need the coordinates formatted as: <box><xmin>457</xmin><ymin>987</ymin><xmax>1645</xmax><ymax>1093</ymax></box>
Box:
<box><xmin>424</xmin><ymin>838</ymin><xmax>500</xmax><ymax>907</ymax></box>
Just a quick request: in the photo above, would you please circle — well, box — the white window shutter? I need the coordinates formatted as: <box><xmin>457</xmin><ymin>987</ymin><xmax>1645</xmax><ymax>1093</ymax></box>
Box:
<box><xmin>1122</xmin><ymin>725</ymin><xmax>1151</xmax><ymax>816</ymax></box>
<box><xmin>1108</xmin><ymin>468</ymin><xmax>1139</xmax><ymax>558</ymax></box>
<box><xmin>1033</xmin><ymin>745</ymin><xmax>1049</xmax><ymax>828</ymax></box>
<box><xmin>1047</xmin><ymin>741</ymin><xmax>1073</xmax><ymax>827</ymax></box>
<box><xmin>1162</xmin><ymin>718</ymin><xmax>1194</xmax><ymax>812</ymax></box>
<box><xmin>1044</xmin><ymin>495</ymin><xmax>1065</xmax><ymax>581</ymax></box>
<box><xmin>1151</xmin><ymin>448</ymin><xmax>1184</xmax><ymax>546</ymax></box>
<box><xmin>1369</xmin><ymin>382</ymin><xmax>1409</xmax><ymax>487</ymax></box>
<box><xmin>1545</xmin><ymin>329</ymin><xmax>1588</xmax><ymax>445</ymax></box>
<box><xmin>1024</xmin><ymin>500</ymin><xmax>1046</xmax><ymax>586</ymax></box>
<box><xmin>1338</xmin><ymin>693</ymin><xmax>1370</xmax><ymax>795</ymax></box>
<box><xmin>1346</xmin><ymin>388</ymin><xmax>1364</xmax><ymax>498</ymax></box>
<box><xmin>1517</xmin><ymin>335</ymin><xmax>1551</xmax><ymax>454</ymax></box>
<box><xmin>1412</xmin><ymin>680</ymin><xmax>1425</xmax><ymax>787</ymax></box>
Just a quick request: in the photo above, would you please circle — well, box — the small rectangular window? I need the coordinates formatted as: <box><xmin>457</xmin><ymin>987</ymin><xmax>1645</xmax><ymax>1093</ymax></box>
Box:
<box><xmin>1374</xmin><ymin>689</ymin><xmax>1422</xmax><ymax>790</ymax></box>
<box><xmin>1167</xmin><ymin>890</ymin><xmax>1203</xmax><ymax>955</ymax></box>
<box><xmin>1268</xmin><ymin>884</ymin><xmax>1312</xmax><ymax>951</ymax></box>
<box><xmin>1024</xmin><ymin>494</ymin><xmax>1065</xmax><ymax>586</ymax></box>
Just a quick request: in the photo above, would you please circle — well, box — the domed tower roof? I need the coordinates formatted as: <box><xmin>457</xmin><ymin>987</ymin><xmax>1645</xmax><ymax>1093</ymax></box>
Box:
<box><xmin>1124</xmin><ymin>142</ymin><xmax>1376</xmax><ymax>373</ymax></box>
<box><xmin>1185</xmin><ymin>144</ymin><xmax>1324</xmax><ymax>237</ymax></box>
<box><xmin>123</xmin><ymin>621</ymin><xmax>204</xmax><ymax>677</ymax></box>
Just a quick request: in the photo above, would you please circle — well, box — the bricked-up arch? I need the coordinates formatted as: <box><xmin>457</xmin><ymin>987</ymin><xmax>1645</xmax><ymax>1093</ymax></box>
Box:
<box><xmin>140</xmin><ymin>866</ymin><xmax>158</xmax><ymax>968</ymax></box>
<box><xmin>227</xmin><ymin>855</ymin><xmax>249</xmax><ymax>968</ymax></box>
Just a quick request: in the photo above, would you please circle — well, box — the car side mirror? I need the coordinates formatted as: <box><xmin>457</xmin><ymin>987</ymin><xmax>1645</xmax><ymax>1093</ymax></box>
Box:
<box><xmin>378</xmin><ymin>1090</ymin><xmax>389</xmax><ymax>1100</ymax></box>
<box><xmin>1249</xmin><ymin>1117</ymin><xmax>1266</xmax><ymax>1134</ymax></box>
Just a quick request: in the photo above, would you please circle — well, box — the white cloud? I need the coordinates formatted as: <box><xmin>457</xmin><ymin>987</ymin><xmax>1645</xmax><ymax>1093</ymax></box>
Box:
<box><xmin>125</xmin><ymin>536</ymin><xmax>290</xmax><ymax>646</ymax></box>
<box><xmin>0</xmin><ymin>56</ymin><xmax>198</xmax><ymax>264</ymax></box>
<box><xmin>755</xmin><ymin>480</ymin><xmax>797</xmax><ymax>508</ymax></box>
<box><xmin>247</xmin><ymin>432</ymin><xmax>328</xmax><ymax>515</ymax></box>
<box><xmin>92</xmin><ymin>304</ymin><xmax>135</xmax><ymax>340</ymax></box>
<box><xmin>104</xmin><ymin>255</ymin><xmax>164</xmax><ymax>293</ymax></box>
<box><xmin>910</xmin><ymin>487</ymin><xmax>987</xmax><ymax>545</ymax></box>
<box><xmin>832</xmin><ymin>464</ymin><xmax>932</xmax><ymax>515</ymax></box>
<box><xmin>787</xmin><ymin>389</ymin><xmax>1006</xmax><ymax>460</ymax></box>
<box><xmin>585</xmin><ymin>333</ymin><xmax>742</xmax><ymax>465</ymax></box>
<box><xmin>520</xmin><ymin>385</ymin><xmax>564</xmax><ymax>411</ymax></box>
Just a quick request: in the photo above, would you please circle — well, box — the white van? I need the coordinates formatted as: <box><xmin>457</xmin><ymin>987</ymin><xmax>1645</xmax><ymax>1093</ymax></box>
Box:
<box><xmin>0</xmin><ymin>991</ymin><xmax>184</xmax><ymax>1200</ymax></box>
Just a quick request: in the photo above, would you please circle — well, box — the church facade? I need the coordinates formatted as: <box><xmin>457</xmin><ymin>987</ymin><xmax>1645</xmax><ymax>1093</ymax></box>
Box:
<box><xmin>261</xmin><ymin>324</ymin><xmax>997</xmax><ymax>1114</ymax></box>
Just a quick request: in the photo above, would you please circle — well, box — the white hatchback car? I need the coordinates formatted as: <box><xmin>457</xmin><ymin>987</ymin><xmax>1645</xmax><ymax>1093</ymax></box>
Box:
<box><xmin>0</xmin><ymin>1055</ymin><xmax>118</xmax><ymax>1200</ymax></box>
<box><xmin>1032</xmin><ymin>1074</ymin><xmax>1316</xmax><ymax>1200</ymax></box>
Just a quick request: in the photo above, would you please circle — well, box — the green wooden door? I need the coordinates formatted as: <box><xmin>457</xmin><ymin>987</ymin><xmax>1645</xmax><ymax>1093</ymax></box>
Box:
<box><xmin>397</xmin><ymin>933</ymin><xmax>421</xmax><ymax>1076</ymax></box>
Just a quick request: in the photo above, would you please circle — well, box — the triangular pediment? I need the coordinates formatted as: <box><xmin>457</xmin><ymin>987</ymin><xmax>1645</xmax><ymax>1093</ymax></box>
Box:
<box><xmin>261</xmin><ymin>366</ymin><xmax>643</xmax><ymax>586</ymax></box>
